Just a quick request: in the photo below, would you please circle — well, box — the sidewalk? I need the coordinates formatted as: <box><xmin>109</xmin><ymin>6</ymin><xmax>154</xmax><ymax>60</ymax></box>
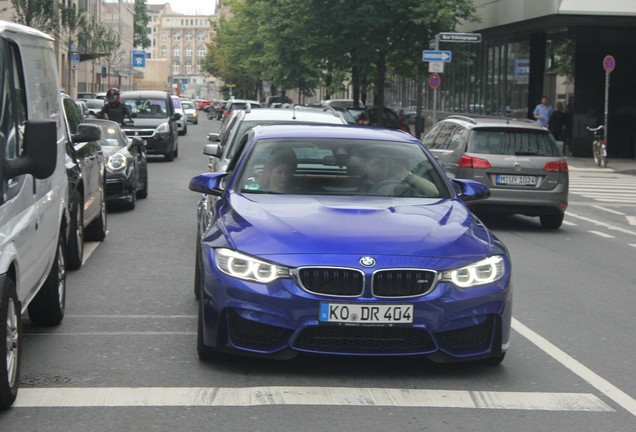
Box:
<box><xmin>567</xmin><ymin>157</ymin><xmax>636</xmax><ymax>175</ymax></box>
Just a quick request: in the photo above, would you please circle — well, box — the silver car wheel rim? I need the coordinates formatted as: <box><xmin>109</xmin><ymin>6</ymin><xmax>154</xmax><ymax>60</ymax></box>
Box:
<box><xmin>57</xmin><ymin>243</ymin><xmax>66</xmax><ymax>309</ymax></box>
<box><xmin>5</xmin><ymin>297</ymin><xmax>19</xmax><ymax>387</ymax></box>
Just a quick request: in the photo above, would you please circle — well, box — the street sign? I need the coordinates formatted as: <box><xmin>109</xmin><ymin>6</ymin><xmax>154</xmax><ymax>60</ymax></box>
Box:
<box><xmin>428</xmin><ymin>73</ymin><xmax>441</xmax><ymax>89</ymax></box>
<box><xmin>422</xmin><ymin>50</ymin><xmax>452</xmax><ymax>62</ymax></box>
<box><xmin>70</xmin><ymin>53</ymin><xmax>80</xmax><ymax>63</ymax></box>
<box><xmin>132</xmin><ymin>50</ymin><xmax>146</xmax><ymax>68</ymax></box>
<box><xmin>603</xmin><ymin>55</ymin><xmax>616</xmax><ymax>73</ymax></box>
<box><xmin>429</xmin><ymin>61</ymin><xmax>444</xmax><ymax>73</ymax></box>
<box><xmin>438</xmin><ymin>32</ymin><xmax>482</xmax><ymax>43</ymax></box>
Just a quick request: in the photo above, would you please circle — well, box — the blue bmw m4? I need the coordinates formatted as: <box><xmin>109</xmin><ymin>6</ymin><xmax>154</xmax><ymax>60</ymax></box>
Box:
<box><xmin>189</xmin><ymin>124</ymin><xmax>512</xmax><ymax>364</ymax></box>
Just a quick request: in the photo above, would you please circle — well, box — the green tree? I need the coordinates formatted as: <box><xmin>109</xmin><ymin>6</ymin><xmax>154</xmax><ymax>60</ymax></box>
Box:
<box><xmin>59</xmin><ymin>2</ymin><xmax>86</xmax><ymax>91</ymax></box>
<box><xmin>134</xmin><ymin>0</ymin><xmax>151</xmax><ymax>48</ymax></box>
<box><xmin>10</xmin><ymin>0</ymin><xmax>57</xmax><ymax>33</ymax></box>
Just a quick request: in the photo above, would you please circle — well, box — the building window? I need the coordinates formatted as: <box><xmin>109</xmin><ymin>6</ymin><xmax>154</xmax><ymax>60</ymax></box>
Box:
<box><xmin>185</xmin><ymin>33</ymin><xmax>193</xmax><ymax>41</ymax></box>
<box><xmin>161</xmin><ymin>33</ymin><xmax>167</xmax><ymax>41</ymax></box>
<box><xmin>185</xmin><ymin>64</ymin><xmax>192</xmax><ymax>74</ymax></box>
<box><xmin>173</xmin><ymin>47</ymin><xmax>181</xmax><ymax>57</ymax></box>
<box><xmin>197</xmin><ymin>47</ymin><xmax>205</xmax><ymax>57</ymax></box>
<box><xmin>185</xmin><ymin>46</ymin><xmax>193</xmax><ymax>57</ymax></box>
<box><xmin>173</xmin><ymin>33</ymin><xmax>181</xmax><ymax>41</ymax></box>
<box><xmin>161</xmin><ymin>46</ymin><xmax>167</xmax><ymax>57</ymax></box>
<box><xmin>198</xmin><ymin>33</ymin><xmax>205</xmax><ymax>41</ymax></box>
<box><xmin>173</xmin><ymin>64</ymin><xmax>180</xmax><ymax>74</ymax></box>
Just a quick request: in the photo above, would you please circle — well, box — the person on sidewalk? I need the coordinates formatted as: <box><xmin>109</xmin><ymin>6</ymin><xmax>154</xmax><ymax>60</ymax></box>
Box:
<box><xmin>533</xmin><ymin>96</ymin><xmax>553</xmax><ymax>128</ymax></box>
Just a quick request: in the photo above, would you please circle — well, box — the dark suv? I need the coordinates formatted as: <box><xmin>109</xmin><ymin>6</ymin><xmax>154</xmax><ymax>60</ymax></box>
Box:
<box><xmin>423</xmin><ymin>115</ymin><xmax>568</xmax><ymax>229</ymax></box>
<box><xmin>120</xmin><ymin>90</ymin><xmax>181</xmax><ymax>161</ymax></box>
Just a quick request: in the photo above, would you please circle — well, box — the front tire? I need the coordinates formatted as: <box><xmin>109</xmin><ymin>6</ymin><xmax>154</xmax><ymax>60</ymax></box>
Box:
<box><xmin>66</xmin><ymin>191</ymin><xmax>84</xmax><ymax>270</ymax></box>
<box><xmin>85</xmin><ymin>187</ymin><xmax>107</xmax><ymax>241</ymax></box>
<box><xmin>28</xmin><ymin>234</ymin><xmax>66</xmax><ymax>326</ymax></box>
<box><xmin>0</xmin><ymin>278</ymin><xmax>20</xmax><ymax>409</ymax></box>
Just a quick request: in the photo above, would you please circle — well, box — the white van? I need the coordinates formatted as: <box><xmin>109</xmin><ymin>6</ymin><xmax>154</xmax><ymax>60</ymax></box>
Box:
<box><xmin>0</xmin><ymin>21</ymin><xmax>99</xmax><ymax>409</ymax></box>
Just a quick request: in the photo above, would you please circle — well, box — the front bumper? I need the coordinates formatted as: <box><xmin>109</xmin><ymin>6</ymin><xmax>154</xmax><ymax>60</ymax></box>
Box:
<box><xmin>199</xmin><ymin>250</ymin><xmax>512</xmax><ymax>362</ymax></box>
<box><xmin>106</xmin><ymin>172</ymin><xmax>134</xmax><ymax>204</ymax></box>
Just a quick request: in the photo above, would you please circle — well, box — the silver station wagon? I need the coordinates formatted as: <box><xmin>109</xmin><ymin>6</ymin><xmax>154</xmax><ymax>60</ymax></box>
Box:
<box><xmin>423</xmin><ymin>115</ymin><xmax>568</xmax><ymax>229</ymax></box>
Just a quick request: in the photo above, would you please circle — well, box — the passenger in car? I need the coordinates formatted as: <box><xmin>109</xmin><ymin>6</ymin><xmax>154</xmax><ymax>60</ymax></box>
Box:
<box><xmin>256</xmin><ymin>149</ymin><xmax>298</xmax><ymax>193</ymax></box>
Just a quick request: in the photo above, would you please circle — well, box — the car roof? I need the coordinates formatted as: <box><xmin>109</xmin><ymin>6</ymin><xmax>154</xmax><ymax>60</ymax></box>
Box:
<box><xmin>441</xmin><ymin>115</ymin><xmax>548</xmax><ymax>132</ymax></box>
<box><xmin>250</xmin><ymin>123</ymin><xmax>419</xmax><ymax>142</ymax></box>
<box><xmin>239</xmin><ymin>108</ymin><xmax>346</xmax><ymax>124</ymax></box>
<box><xmin>120</xmin><ymin>90</ymin><xmax>169</xmax><ymax>98</ymax></box>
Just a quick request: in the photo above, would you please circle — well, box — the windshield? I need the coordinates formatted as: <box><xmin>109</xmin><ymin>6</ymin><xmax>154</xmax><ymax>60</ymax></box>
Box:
<box><xmin>93</xmin><ymin>123</ymin><xmax>126</xmax><ymax>147</ymax></box>
<box><xmin>469</xmin><ymin>128</ymin><xmax>559</xmax><ymax>156</ymax></box>
<box><xmin>123</xmin><ymin>97</ymin><xmax>168</xmax><ymax>118</ymax></box>
<box><xmin>237</xmin><ymin>138</ymin><xmax>451</xmax><ymax>198</ymax></box>
<box><xmin>182</xmin><ymin>101</ymin><xmax>195</xmax><ymax>110</ymax></box>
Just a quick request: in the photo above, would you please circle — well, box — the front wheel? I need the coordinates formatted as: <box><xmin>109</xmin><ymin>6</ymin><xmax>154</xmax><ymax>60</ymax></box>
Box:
<box><xmin>66</xmin><ymin>191</ymin><xmax>84</xmax><ymax>270</ymax></box>
<box><xmin>593</xmin><ymin>143</ymin><xmax>602</xmax><ymax>166</ymax></box>
<box><xmin>28</xmin><ymin>234</ymin><xmax>66</xmax><ymax>326</ymax></box>
<box><xmin>0</xmin><ymin>278</ymin><xmax>20</xmax><ymax>409</ymax></box>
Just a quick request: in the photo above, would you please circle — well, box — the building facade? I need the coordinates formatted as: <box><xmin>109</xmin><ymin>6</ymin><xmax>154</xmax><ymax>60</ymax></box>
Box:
<box><xmin>141</xmin><ymin>3</ymin><xmax>219</xmax><ymax>98</ymax></box>
<box><xmin>440</xmin><ymin>0</ymin><xmax>636</xmax><ymax>158</ymax></box>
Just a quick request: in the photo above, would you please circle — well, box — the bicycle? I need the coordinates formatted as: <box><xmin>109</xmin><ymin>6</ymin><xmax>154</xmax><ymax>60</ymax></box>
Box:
<box><xmin>586</xmin><ymin>125</ymin><xmax>607</xmax><ymax>168</ymax></box>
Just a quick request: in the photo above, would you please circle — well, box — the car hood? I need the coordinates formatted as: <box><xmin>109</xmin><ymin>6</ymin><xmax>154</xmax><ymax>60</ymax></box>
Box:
<box><xmin>102</xmin><ymin>145</ymin><xmax>127</xmax><ymax>158</ymax></box>
<box><xmin>213</xmin><ymin>194</ymin><xmax>495</xmax><ymax>260</ymax></box>
<box><xmin>127</xmin><ymin>118</ymin><xmax>170</xmax><ymax>128</ymax></box>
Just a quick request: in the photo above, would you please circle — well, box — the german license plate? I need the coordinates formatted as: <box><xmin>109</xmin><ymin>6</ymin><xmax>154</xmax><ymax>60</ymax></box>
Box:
<box><xmin>319</xmin><ymin>303</ymin><xmax>413</xmax><ymax>324</ymax></box>
<box><xmin>496</xmin><ymin>175</ymin><xmax>536</xmax><ymax>186</ymax></box>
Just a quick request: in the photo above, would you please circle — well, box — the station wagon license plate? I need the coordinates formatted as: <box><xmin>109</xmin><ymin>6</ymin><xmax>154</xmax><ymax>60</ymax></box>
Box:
<box><xmin>496</xmin><ymin>175</ymin><xmax>536</xmax><ymax>186</ymax></box>
<box><xmin>319</xmin><ymin>303</ymin><xmax>413</xmax><ymax>324</ymax></box>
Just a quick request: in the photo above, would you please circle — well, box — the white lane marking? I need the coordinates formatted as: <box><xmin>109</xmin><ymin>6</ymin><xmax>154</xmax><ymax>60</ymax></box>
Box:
<box><xmin>630</xmin><ymin>244</ymin><xmax>636</xmax><ymax>248</ymax></box>
<box><xmin>627</xmin><ymin>216</ymin><xmax>636</xmax><ymax>226</ymax></box>
<box><xmin>589</xmin><ymin>230</ymin><xmax>615</xmax><ymax>238</ymax></box>
<box><xmin>13</xmin><ymin>387</ymin><xmax>612</xmax><ymax>411</ymax></box>
<box><xmin>591</xmin><ymin>205</ymin><xmax>626</xmax><ymax>215</ymax></box>
<box><xmin>512</xmin><ymin>318</ymin><xmax>636</xmax><ymax>416</ymax></box>
<box><xmin>567</xmin><ymin>211</ymin><xmax>636</xmax><ymax>237</ymax></box>
<box><xmin>562</xmin><ymin>220</ymin><xmax>577</xmax><ymax>226</ymax></box>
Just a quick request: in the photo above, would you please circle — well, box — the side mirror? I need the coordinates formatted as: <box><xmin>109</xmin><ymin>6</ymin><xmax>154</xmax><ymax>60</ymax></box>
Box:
<box><xmin>203</xmin><ymin>143</ymin><xmax>221</xmax><ymax>158</ymax></box>
<box><xmin>188</xmin><ymin>172</ymin><xmax>227</xmax><ymax>196</ymax></box>
<box><xmin>452</xmin><ymin>179</ymin><xmax>490</xmax><ymax>202</ymax></box>
<box><xmin>207</xmin><ymin>132</ymin><xmax>220</xmax><ymax>142</ymax></box>
<box><xmin>5</xmin><ymin>120</ymin><xmax>58</xmax><ymax>179</ymax></box>
<box><xmin>72</xmin><ymin>123</ymin><xmax>102</xmax><ymax>144</ymax></box>
<box><xmin>173</xmin><ymin>113</ymin><xmax>182</xmax><ymax>120</ymax></box>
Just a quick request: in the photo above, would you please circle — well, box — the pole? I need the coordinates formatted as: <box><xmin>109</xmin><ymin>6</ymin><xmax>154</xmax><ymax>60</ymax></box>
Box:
<box><xmin>431</xmin><ymin>37</ymin><xmax>439</xmax><ymax>126</ymax></box>
<box><xmin>604</xmin><ymin>71</ymin><xmax>610</xmax><ymax>150</ymax></box>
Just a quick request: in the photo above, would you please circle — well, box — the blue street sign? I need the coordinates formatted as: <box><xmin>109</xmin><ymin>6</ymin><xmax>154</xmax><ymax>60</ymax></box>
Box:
<box><xmin>70</xmin><ymin>54</ymin><xmax>80</xmax><ymax>63</ymax></box>
<box><xmin>132</xmin><ymin>50</ymin><xmax>146</xmax><ymax>68</ymax></box>
<box><xmin>422</xmin><ymin>50</ymin><xmax>452</xmax><ymax>62</ymax></box>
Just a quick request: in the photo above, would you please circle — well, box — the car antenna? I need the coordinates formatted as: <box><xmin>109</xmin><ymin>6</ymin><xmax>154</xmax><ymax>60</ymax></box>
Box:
<box><xmin>292</xmin><ymin>104</ymin><xmax>297</xmax><ymax>120</ymax></box>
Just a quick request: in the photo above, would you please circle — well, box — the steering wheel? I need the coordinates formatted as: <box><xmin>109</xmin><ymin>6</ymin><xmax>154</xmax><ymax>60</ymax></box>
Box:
<box><xmin>367</xmin><ymin>179</ymin><xmax>402</xmax><ymax>195</ymax></box>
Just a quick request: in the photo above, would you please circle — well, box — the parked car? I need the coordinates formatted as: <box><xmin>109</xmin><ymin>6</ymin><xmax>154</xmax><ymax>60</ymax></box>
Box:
<box><xmin>422</xmin><ymin>114</ymin><xmax>568</xmax><ymax>229</ymax></box>
<box><xmin>61</xmin><ymin>92</ymin><xmax>108</xmax><ymax>270</ymax></box>
<box><xmin>83</xmin><ymin>98</ymin><xmax>105</xmax><ymax>116</ymax></box>
<box><xmin>119</xmin><ymin>90</ymin><xmax>180</xmax><ymax>161</ymax></box>
<box><xmin>198</xmin><ymin>99</ymin><xmax>211</xmax><ymax>110</ymax></box>
<box><xmin>87</xmin><ymin>118</ymin><xmax>149</xmax><ymax>210</ymax></box>
<box><xmin>220</xmin><ymin>99</ymin><xmax>261</xmax><ymax>122</ymax></box>
<box><xmin>1</xmin><ymin>20</ymin><xmax>85</xmax><ymax>409</ymax></box>
<box><xmin>181</xmin><ymin>99</ymin><xmax>198</xmax><ymax>124</ymax></box>
<box><xmin>171</xmin><ymin>95</ymin><xmax>187</xmax><ymax>136</ymax></box>
<box><xmin>205</xmin><ymin>106</ymin><xmax>346</xmax><ymax>173</ymax></box>
<box><xmin>189</xmin><ymin>124</ymin><xmax>511</xmax><ymax>364</ymax></box>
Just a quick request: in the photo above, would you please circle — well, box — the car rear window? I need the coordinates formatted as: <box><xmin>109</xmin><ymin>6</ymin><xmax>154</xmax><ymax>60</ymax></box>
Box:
<box><xmin>469</xmin><ymin>128</ymin><xmax>559</xmax><ymax>156</ymax></box>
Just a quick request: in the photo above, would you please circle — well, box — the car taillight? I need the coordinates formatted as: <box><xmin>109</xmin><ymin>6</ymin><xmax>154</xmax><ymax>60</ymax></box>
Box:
<box><xmin>457</xmin><ymin>155</ymin><xmax>491</xmax><ymax>168</ymax></box>
<box><xmin>544</xmin><ymin>160</ymin><xmax>568</xmax><ymax>172</ymax></box>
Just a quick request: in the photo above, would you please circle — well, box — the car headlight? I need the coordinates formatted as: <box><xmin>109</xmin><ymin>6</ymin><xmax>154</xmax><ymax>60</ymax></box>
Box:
<box><xmin>156</xmin><ymin>122</ymin><xmax>170</xmax><ymax>133</ymax></box>
<box><xmin>107</xmin><ymin>153</ymin><xmax>127</xmax><ymax>172</ymax></box>
<box><xmin>214</xmin><ymin>248</ymin><xmax>290</xmax><ymax>283</ymax></box>
<box><xmin>440</xmin><ymin>256</ymin><xmax>505</xmax><ymax>288</ymax></box>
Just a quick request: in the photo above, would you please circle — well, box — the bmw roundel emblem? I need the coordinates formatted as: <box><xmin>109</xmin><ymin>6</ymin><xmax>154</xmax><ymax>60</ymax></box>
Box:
<box><xmin>359</xmin><ymin>256</ymin><xmax>376</xmax><ymax>267</ymax></box>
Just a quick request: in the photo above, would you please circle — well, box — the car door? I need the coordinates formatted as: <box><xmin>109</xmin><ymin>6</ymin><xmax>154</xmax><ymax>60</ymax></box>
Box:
<box><xmin>62</xmin><ymin>94</ymin><xmax>104</xmax><ymax>226</ymax></box>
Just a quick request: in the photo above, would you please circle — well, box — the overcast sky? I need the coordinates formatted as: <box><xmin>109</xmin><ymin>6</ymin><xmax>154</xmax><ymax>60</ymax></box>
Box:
<box><xmin>148</xmin><ymin>1</ymin><xmax>217</xmax><ymax>16</ymax></box>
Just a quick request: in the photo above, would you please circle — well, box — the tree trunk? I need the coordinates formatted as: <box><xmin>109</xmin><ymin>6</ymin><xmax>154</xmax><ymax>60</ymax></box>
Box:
<box><xmin>374</xmin><ymin>51</ymin><xmax>387</xmax><ymax>126</ymax></box>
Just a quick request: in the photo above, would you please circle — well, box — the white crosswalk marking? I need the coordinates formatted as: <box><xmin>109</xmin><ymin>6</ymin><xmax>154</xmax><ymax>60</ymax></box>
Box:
<box><xmin>569</xmin><ymin>173</ymin><xmax>636</xmax><ymax>204</ymax></box>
